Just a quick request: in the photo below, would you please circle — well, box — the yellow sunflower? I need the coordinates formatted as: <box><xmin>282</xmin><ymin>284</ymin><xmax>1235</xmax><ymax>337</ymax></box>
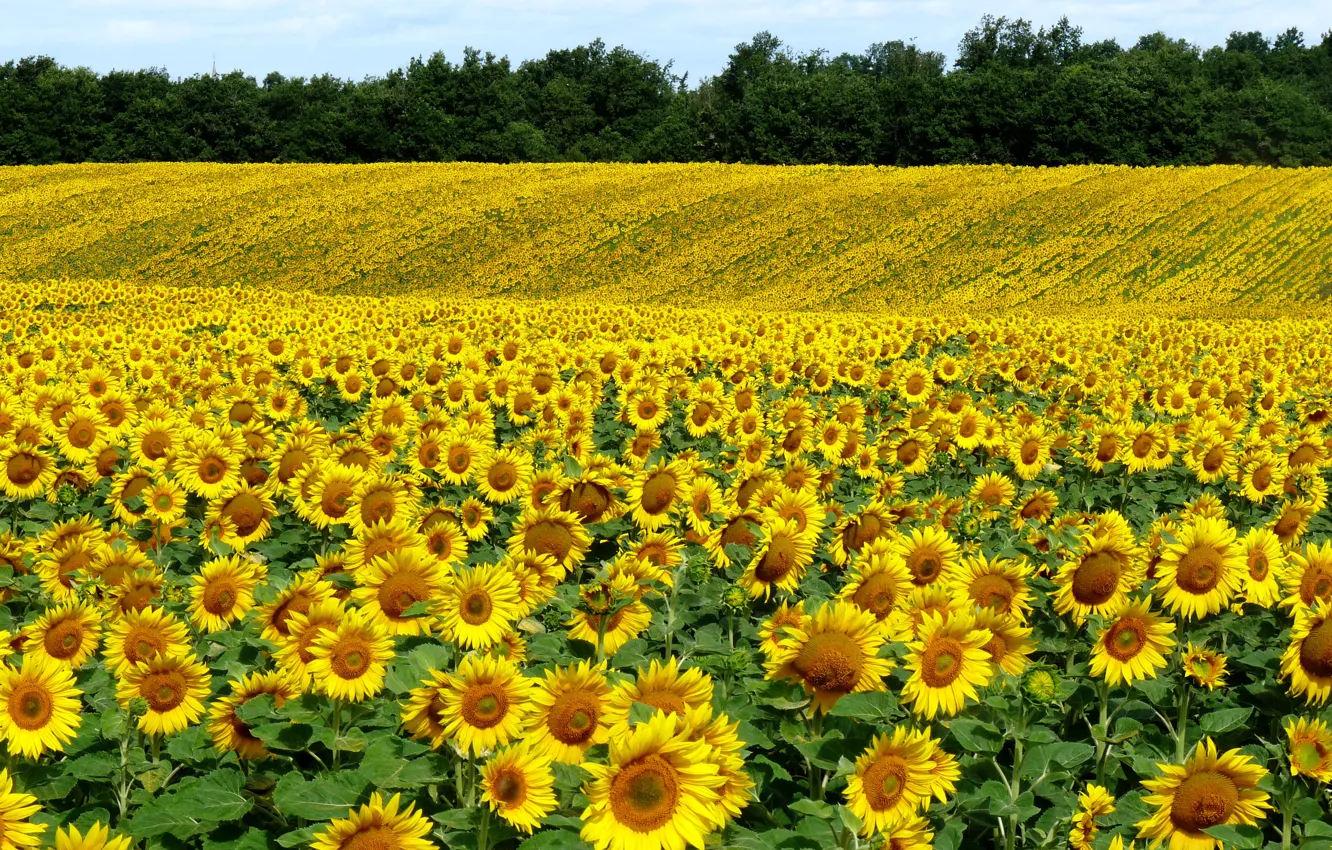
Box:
<box><xmin>526</xmin><ymin>660</ymin><xmax>612</xmax><ymax>763</ymax></box>
<box><xmin>1182</xmin><ymin>643</ymin><xmax>1228</xmax><ymax>690</ymax></box>
<box><xmin>400</xmin><ymin>669</ymin><xmax>452</xmax><ymax>750</ymax></box>
<box><xmin>902</xmin><ymin>609</ymin><xmax>994</xmax><ymax>719</ymax></box>
<box><xmin>892</xmin><ymin>525</ymin><xmax>960</xmax><ymax>587</ymax></box>
<box><xmin>507</xmin><ymin>507</ymin><xmax>591</xmax><ymax>574</ymax></box>
<box><xmin>481</xmin><ymin>740</ymin><xmax>558</xmax><ymax>833</ymax></box>
<box><xmin>477</xmin><ymin>446</ymin><xmax>535</xmax><ymax>505</ymax></box>
<box><xmin>435</xmin><ymin>563</ymin><xmax>523</xmax><ymax>650</ymax></box>
<box><xmin>1238</xmin><ymin>527</ymin><xmax>1284</xmax><ymax>608</ymax></box>
<box><xmin>1053</xmin><ymin>533</ymin><xmax>1144</xmax><ymax>623</ymax></box>
<box><xmin>174</xmin><ymin>432</ymin><xmax>240</xmax><ymax>499</ymax></box>
<box><xmin>739</xmin><ymin>519</ymin><xmax>816</xmax><ymax>599</ymax></box>
<box><xmin>580</xmin><ymin>711</ymin><xmax>725</xmax><ymax>850</ymax></box>
<box><xmin>0</xmin><ymin>654</ymin><xmax>82</xmax><ymax>758</ymax></box>
<box><xmin>351</xmin><ymin>548</ymin><xmax>445</xmax><ymax>636</ymax></box>
<box><xmin>0</xmin><ymin>443</ymin><xmax>57</xmax><ymax>500</ymax></box>
<box><xmin>765</xmin><ymin>601</ymin><xmax>894</xmax><ymax>714</ymax></box>
<box><xmin>23</xmin><ymin>602</ymin><xmax>101</xmax><ymax>669</ymax></box>
<box><xmin>1280</xmin><ymin>539</ymin><xmax>1332</xmax><ymax>611</ymax></box>
<box><xmin>0</xmin><ymin>769</ymin><xmax>44</xmax><ymax>850</ymax></box>
<box><xmin>306</xmin><ymin>608</ymin><xmax>395</xmax><ymax>703</ymax></box>
<box><xmin>843</xmin><ymin>727</ymin><xmax>935</xmax><ymax>836</ymax></box>
<box><xmin>116</xmin><ymin>653</ymin><xmax>212</xmax><ymax>736</ymax></box>
<box><xmin>837</xmin><ymin>543</ymin><xmax>913</xmax><ymax>622</ymax></box>
<box><xmin>1280</xmin><ymin>599</ymin><xmax>1332</xmax><ymax>705</ymax></box>
<box><xmin>1135</xmin><ymin>737</ymin><xmax>1270</xmax><ymax>850</ymax></box>
<box><xmin>1154</xmin><ymin>516</ymin><xmax>1244</xmax><ymax>620</ymax></box>
<box><xmin>53</xmin><ymin>822</ymin><xmax>131</xmax><ymax>850</ymax></box>
<box><xmin>439</xmin><ymin>653</ymin><xmax>535</xmax><ymax>757</ymax></box>
<box><xmin>972</xmin><ymin>607</ymin><xmax>1035</xmax><ymax>677</ymax></box>
<box><xmin>189</xmin><ymin>555</ymin><xmax>261</xmax><ymax>633</ymax></box>
<box><xmin>1285</xmin><ymin>717</ymin><xmax>1332</xmax><ymax>783</ymax></box>
<box><xmin>949</xmin><ymin>552</ymin><xmax>1033</xmax><ymax>620</ymax></box>
<box><xmin>311</xmin><ymin>793</ymin><xmax>437</xmax><ymax>850</ymax></box>
<box><xmin>628</xmin><ymin>460</ymin><xmax>689</xmax><ymax>532</ymax></box>
<box><xmin>758</xmin><ymin>601</ymin><xmax>810</xmax><ymax>659</ymax></box>
<box><xmin>604</xmin><ymin>656</ymin><xmax>714</xmax><ymax>737</ymax></box>
<box><xmin>1089</xmin><ymin>598</ymin><xmax>1176</xmax><ymax>687</ymax></box>
<box><xmin>207</xmin><ymin>670</ymin><xmax>301</xmax><ymax>760</ymax></box>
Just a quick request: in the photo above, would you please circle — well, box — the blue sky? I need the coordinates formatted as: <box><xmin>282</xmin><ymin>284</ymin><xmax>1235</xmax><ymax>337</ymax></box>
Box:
<box><xmin>3</xmin><ymin>1</ymin><xmax>1328</xmax><ymax>82</ymax></box>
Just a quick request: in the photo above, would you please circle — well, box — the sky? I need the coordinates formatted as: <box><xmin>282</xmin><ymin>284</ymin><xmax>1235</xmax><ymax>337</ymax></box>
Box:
<box><xmin>3</xmin><ymin>0</ymin><xmax>1330</xmax><ymax>83</ymax></box>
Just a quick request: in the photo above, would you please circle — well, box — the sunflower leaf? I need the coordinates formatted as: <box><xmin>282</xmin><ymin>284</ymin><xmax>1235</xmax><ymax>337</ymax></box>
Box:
<box><xmin>1199</xmin><ymin>706</ymin><xmax>1251</xmax><ymax>735</ymax></box>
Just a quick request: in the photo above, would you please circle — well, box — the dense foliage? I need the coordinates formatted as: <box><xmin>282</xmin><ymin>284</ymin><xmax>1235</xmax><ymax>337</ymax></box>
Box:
<box><xmin>4</xmin><ymin>163</ymin><xmax>1332</xmax><ymax>312</ymax></box>
<box><xmin>4</xmin><ymin>17</ymin><xmax>1332</xmax><ymax>167</ymax></box>
<box><xmin>1</xmin><ymin>281</ymin><xmax>1332</xmax><ymax>850</ymax></box>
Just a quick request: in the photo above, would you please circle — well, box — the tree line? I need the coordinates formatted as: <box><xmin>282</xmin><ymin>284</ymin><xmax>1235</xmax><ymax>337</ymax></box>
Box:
<box><xmin>3</xmin><ymin>16</ymin><xmax>1331</xmax><ymax>167</ymax></box>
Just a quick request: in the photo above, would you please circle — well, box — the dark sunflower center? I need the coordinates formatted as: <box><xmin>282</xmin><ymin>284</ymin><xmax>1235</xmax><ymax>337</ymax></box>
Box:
<box><xmin>1169</xmin><ymin>770</ymin><xmax>1239</xmax><ymax>833</ymax></box>
<box><xmin>462</xmin><ymin>685</ymin><xmax>508</xmax><ymax>728</ymax></box>
<box><xmin>332</xmin><ymin>638</ymin><xmax>372</xmax><ymax>679</ymax></box>
<box><xmin>45</xmin><ymin>620</ymin><xmax>84</xmax><ymax>659</ymax></box>
<box><xmin>862</xmin><ymin>754</ymin><xmax>909</xmax><ymax>812</ymax></box>
<box><xmin>1071</xmin><ymin>550</ymin><xmax>1121</xmax><ymax>606</ymax></box>
<box><xmin>8</xmin><ymin>683</ymin><xmax>54</xmax><ymax>730</ymax></box>
<box><xmin>610</xmin><ymin>755</ymin><xmax>680</xmax><ymax>833</ymax></box>
<box><xmin>142</xmin><ymin>671</ymin><xmax>188</xmax><ymax>712</ymax></box>
<box><xmin>549</xmin><ymin>692</ymin><xmax>600</xmax><ymax>744</ymax></box>
<box><xmin>460</xmin><ymin>590</ymin><xmax>493</xmax><ymax>625</ymax></box>
<box><xmin>1105</xmin><ymin>618</ymin><xmax>1146</xmax><ymax>660</ymax></box>
<box><xmin>921</xmin><ymin>637</ymin><xmax>964</xmax><ymax>687</ymax></box>
<box><xmin>640</xmin><ymin>473</ymin><xmax>676</xmax><ymax>515</ymax></box>
<box><xmin>969</xmin><ymin>575</ymin><xmax>1014</xmax><ymax>611</ymax></box>
<box><xmin>794</xmin><ymin>632</ymin><xmax>864</xmax><ymax>693</ymax></box>
<box><xmin>1299</xmin><ymin>619</ymin><xmax>1332</xmax><ymax>679</ymax></box>
<box><xmin>853</xmin><ymin>573</ymin><xmax>899</xmax><ymax>617</ymax></box>
<box><xmin>1177</xmin><ymin>544</ymin><xmax>1224</xmax><ymax>594</ymax></box>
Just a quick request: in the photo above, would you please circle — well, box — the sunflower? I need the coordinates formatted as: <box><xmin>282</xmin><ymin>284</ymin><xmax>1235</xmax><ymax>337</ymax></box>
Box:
<box><xmin>843</xmin><ymin>727</ymin><xmax>935</xmax><ymax>836</ymax></box>
<box><xmin>1237</xmin><ymin>451</ymin><xmax>1286</xmax><ymax>503</ymax></box>
<box><xmin>685</xmin><ymin>708</ymin><xmax>752</xmax><ymax>823</ymax></box>
<box><xmin>476</xmin><ymin>446</ymin><xmax>535</xmax><ymax>505</ymax></box>
<box><xmin>1182</xmin><ymin>643</ymin><xmax>1228</xmax><ymax>690</ymax></box>
<box><xmin>892</xmin><ymin>525</ymin><xmax>959</xmax><ymax>587</ymax></box>
<box><xmin>189</xmin><ymin>555</ymin><xmax>261</xmax><ymax>633</ymax></box>
<box><xmin>174</xmin><ymin>432</ymin><xmax>240</xmax><ymax>499</ymax></box>
<box><xmin>580</xmin><ymin>711</ymin><xmax>725</xmax><ymax>850</ymax></box>
<box><xmin>439</xmin><ymin>653</ymin><xmax>535</xmax><ymax>757</ymax></box>
<box><xmin>0</xmin><ymin>655</ymin><xmax>82</xmax><ymax>758</ymax></box>
<box><xmin>1238</xmin><ymin>527</ymin><xmax>1284</xmax><ymax>608</ymax></box>
<box><xmin>350</xmin><ymin>473</ymin><xmax>414</xmax><ymax>532</ymax></box>
<box><xmin>116</xmin><ymin>653</ymin><xmax>212</xmax><ymax>736</ymax></box>
<box><xmin>311</xmin><ymin>793</ymin><xmax>437</xmax><ymax>850</ymax></box>
<box><xmin>401</xmin><ymin>669</ymin><xmax>452</xmax><ymax>749</ymax></box>
<box><xmin>1280</xmin><ymin>599</ymin><xmax>1332</xmax><ymax>705</ymax></box>
<box><xmin>876</xmin><ymin>815</ymin><xmax>934</xmax><ymax>850</ymax></box>
<box><xmin>459</xmin><ymin>496</ymin><xmax>495</xmax><ymax>541</ymax></box>
<box><xmin>837</xmin><ymin>544</ymin><xmax>913</xmax><ymax>622</ymax></box>
<box><xmin>972</xmin><ymin>607</ymin><xmax>1035</xmax><ymax>677</ymax></box>
<box><xmin>1135</xmin><ymin>737</ymin><xmax>1270</xmax><ymax>850</ymax></box>
<box><xmin>0</xmin><ymin>443</ymin><xmax>56</xmax><ymax>500</ymax></box>
<box><xmin>435</xmin><ymin>563</ymin><xmax>522</xmax><ymax>650</ymax></box>
<box><xmin>1154</xmin><ymin>516</ymin><xmax>1244</xmax><ymax>620</ymax></box>
<box><xmin>739</xmin><ymin>519</ymin><xmax>816</xmax><ymax>599</ymax></box>
<box><xmin>1008</xmin><ymin>424</ymin><xmax>1051</xmax><ymax>480</ymax></box>
<box><xmin>52</xmin><ymin>822</ymin><xmax>132</xmax><ymax>850</ymax></box>
<box><xmin>604</xmin><ymin>657</ymin><xmax>714</xmax><ymax>737</ymax></box>
<box><xmin>521</xmin><ymin>660</ymin><xmax>612</xmax><ymax>764</ymax></box>
<box><xmin>344</xmin><ymin>517</ymin><xmax>425</xmax><ymax>573</ymax></box>
<box><xmin>758</xmin><ymin>601</ymin><xmax>810</xmax><ymax>659</ymax></box>
<box><xmin>257</xmin><ymin>571</ymin><xmax>337</xmax><ymax>643</ymax></box>
<box><xmin>508</xmin><ymin>507</ymin><xmax>591</xmax><ymax>574</ymax></box>
<box><xmin>1280</xmin><ymin>539</ymin><xmax>1332</xmax><ymax>611</ymax></box>
<box><xmin>23</xmin><ymin>602</ymin><xmax>101</xmax><ymax>669</ymax></box>
<box><xmin>968</xmin><ymin>471</ymin><xmax>1016</xmax><ymax>516</ymax></box>
<box><xmin>567</xmin><ymin>576</ymin><xmax>653</xmax><ymax>657</ymax></box>
<box><xmin>207</xmin><ymin>482</ymin><xmax>277</xmax><ymax>546</ymax></box>
<box><xmin>351</xmin><ymin>548</ymin><xmax>445</xmax><ymax>636</ymax></box>
<box><xmin>628</xmin><ymin>460</ymin><xmax>689</xmax><ymax>532</ymax></box>
<box><xmin>765</xmin><ymin>601</ymin><xmax>894</xmax><ymax>714</ymax></box>
<box><xmin>1053</xmin><ymin>533</ymin><xmax>1144</xmax><ymax>623</ymax></box>
<box><xmin>102</xmin><ymin>606</ymin><xmax>191</xmax><ymax>674</ymax></box>
<box><xmin>1089</xmin><ymin>598</ymin><xmax>1175</xmax><ymax>687</ymax></box>
<box><xmin>1270</xmin><ymin>497</ymin><xmax>1317</xmax><ymax>548</ymax></box>
<box><xmin>421</xmin><ymin>519</ymin><xmax>467</xmax><ymax>568</ymax></box>
<box><xmin>902</xmin><ymin>610</ymin><xmax>994</xmax><ymax>719</ymax></box>
<box><xmin>0</xmin><ymin>769</ymin><xmax>44</xmax><ymax>850</ymax></box>
<box><xmin>1285</xmin><ymin>717</ymin><xmax>1332</xmax><ymax>783</ymax></box>
<box><xmin>481</xmin><ymin>740</ymin><xmax>558</xmax><ymax>833</ymax></box>
<box><xmin>306</xmin><ymin>462</ymin><xmax>363</xmax><ymax>528</ymax></box>
<box><xmin>306</xmin><ymin>608</ymin><xmax>395</xmax><ymax>703</ymax></box>
<box><xmin>142</xmin><ymin>479</ymin><xmax>187</xmax><ymax>525</ymax></box>
<box><xmin>950</xmin><ymin>552</ymin><xmax>1033</xmax><ymax>620</ymax></box>
<box><xmin>207</xmin><ymin>670</ymin><xmax>301</xmax><ymax>760</ymax></box>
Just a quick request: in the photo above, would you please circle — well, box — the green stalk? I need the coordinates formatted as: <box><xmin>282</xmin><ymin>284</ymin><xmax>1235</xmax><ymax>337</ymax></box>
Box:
<box><xmin>477</xmin><ymin>805</ymin><xmax>491</xmax><ymax>850</ymax></box>
<box><xmin>331</xmin><ymin>698</ymin><xmax>344</xmax><ymax>771</ymax></box>
<box><xmin>1005</xmin><ymin>703</ymin><xmax>1028</xmax><ymax>850</ymax></box>
<box><xmin>1175</xmin><ymin>682</ymin><xmax>1190</xmax><ymax>763</ymax></box>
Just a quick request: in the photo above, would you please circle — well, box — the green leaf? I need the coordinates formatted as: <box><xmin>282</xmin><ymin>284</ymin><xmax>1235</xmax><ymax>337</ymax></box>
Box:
<box><xmin>789</xmin><ymin>799</ymin><xmax>835</xmax><ymax>819</ymax></box>
<box><xmin>828</xmin><ymin>691</ymin><xmax>897</xmax><ymax>722</ymax></box>
<box><xmin>1201</xmin><ymin>824</ymin><xmax>1263</xmax><ymax>848</ymax></box>
<box><xmin>948</xmin><ymin>719</ymin><xmax>1002</xmax><ymax>753</ymax></box>
<box><xmin>276</xmin><ymin>827</ymin><xmax>321</xmax><ymax>848</ymax></box>
<box><xmin>517</xmin><ymin>829</ymin><xmax>591</xmax><ymax>850</ymax></box>
<box><xmin>127</xmin><ymin>770</ymin><xmax>252</xmax><ymax>839</ymax></box>
<box><xmin>1199</xmin><ymin>707</ymin><xmax>1252</xmax><ymax>735</ymax></box>
<box><xmin>358</xmin><ymin>737</ymin><xmax>446</xmax><ymax>789</ymax></box>
<box><xmin>272</xmin><ymin>772</ymin><xmax>369</xmax><ymax>821</ymax></box>
<box><xmin>204</xmin><ymin>827</ymin><xmax>274</xmax><ymax>850</ymax></box>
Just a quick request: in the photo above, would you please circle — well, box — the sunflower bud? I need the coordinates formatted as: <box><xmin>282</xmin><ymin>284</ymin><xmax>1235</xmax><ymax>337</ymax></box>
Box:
<box><xmin>580</xmin><ymin>581</ymin><xmax>613</xmax><ymax>614</ymax></box>
<box><xmin>1024</xmin><ymin>668</ymin><xmax>1060</xmax><ymax>703</ymax></box>
<box><xmin>721</xmin><ymin>585</ymin><xmax>749</xmax><ymax>614</ymax></box>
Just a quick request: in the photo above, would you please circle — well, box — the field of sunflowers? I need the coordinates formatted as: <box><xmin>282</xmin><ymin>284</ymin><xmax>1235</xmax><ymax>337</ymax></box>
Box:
<box><xmin>3</xmin><ymin>162</ymin><xmax>1332</xmax><ymax>850</ymax></box>
<box><xmin>3</xmin><ymin>163</ymin><xmax>1332</xmax><ymax>314</ymax></box>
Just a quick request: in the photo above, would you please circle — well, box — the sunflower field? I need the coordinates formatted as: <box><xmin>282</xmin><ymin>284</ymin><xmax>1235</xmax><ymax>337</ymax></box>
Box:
<box><xmin>2</xmin><ymin>199</ymin><xmax>1332</xmax><ymax>850</ymax></box>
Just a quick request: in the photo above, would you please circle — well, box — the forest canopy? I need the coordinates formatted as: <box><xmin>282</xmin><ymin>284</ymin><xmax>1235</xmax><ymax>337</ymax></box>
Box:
<box><xmin>3</xmin><ymin>16</ymin><xmax>1331</xmax><ymax>166</ymax></box>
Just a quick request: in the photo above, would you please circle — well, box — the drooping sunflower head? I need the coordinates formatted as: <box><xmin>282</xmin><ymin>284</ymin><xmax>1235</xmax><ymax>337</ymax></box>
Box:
<box><xmin>207</xmin><ymin>670</ymin><xmax>301</xmax><ymax>760</ymax></box>
<box><xmin>1182</xmin><ymin>643</ymin><xmax>1228</xmax><ymax>690</ymax></box>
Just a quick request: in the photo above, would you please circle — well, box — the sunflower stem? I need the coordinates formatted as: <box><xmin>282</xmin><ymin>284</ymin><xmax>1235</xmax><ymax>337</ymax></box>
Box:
<box><xmin>330</xmin><ymin>698</ymin><xmax>343</xmax><ymax>771</ymax></box>
<box><xmin>1005</xmin><ymin>703</ymin><xmax>1027</xmax><ymax>850</ymax></box>
<box><xmin>151</xmin><ymin>733</ymin><xmax>161</xmax><ymax>763</ymax></box>
<box><xmin>1175</xmin><ymin>681</ymin><xmax>1190</xmax><ymax>763</ymax></box>
<box><xmin>477</xmin><ymin>804</ymin><xmax>491</xmax><ymax>850</ymax></box>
